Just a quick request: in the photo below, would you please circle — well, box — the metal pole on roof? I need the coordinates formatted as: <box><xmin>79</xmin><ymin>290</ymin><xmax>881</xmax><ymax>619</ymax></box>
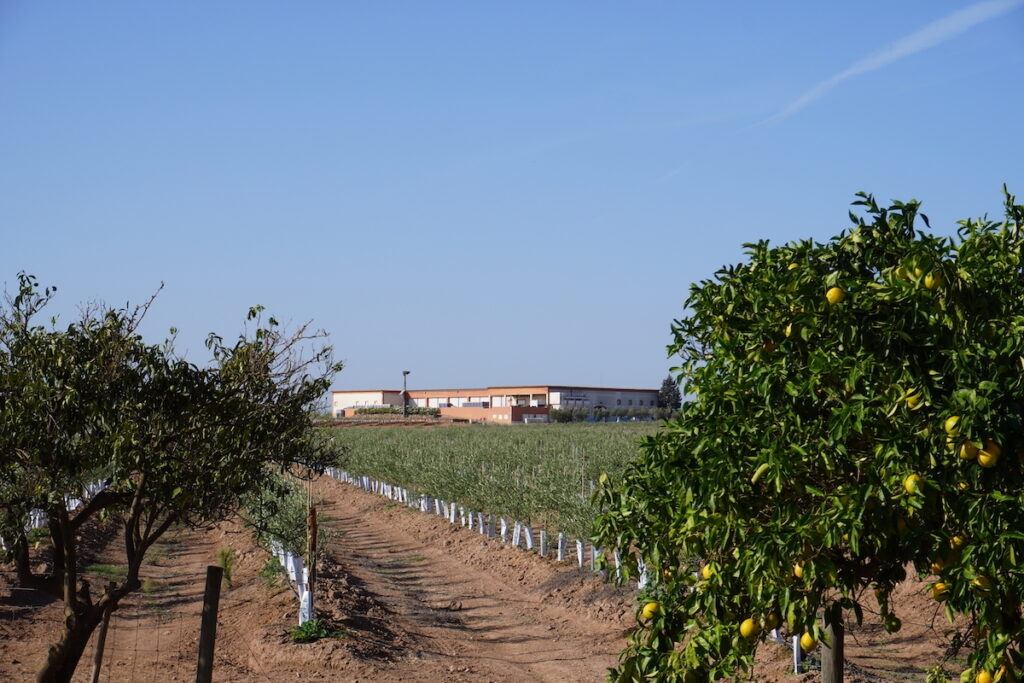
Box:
<box><xmin>402</xmin><ymin>370</ymin><xmax>410</xmax><ymax>417</ymax></box>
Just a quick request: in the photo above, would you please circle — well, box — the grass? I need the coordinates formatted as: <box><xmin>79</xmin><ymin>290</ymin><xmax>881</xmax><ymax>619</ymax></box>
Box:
<box><xmin>140</xmin><ymin>577</ymin><xmax>166</xmax><ymax>594</ymax></box>
<box><xmin>328</xmin><ymin>422</ymin><xmax>657</xmax><ymax>538</ymax></box>
<box><xmin>216</xmin><ymin>548</ymin><xmax>236</xmax><ymax>589</ymax></box>
<box><xmin>84</xmin><ymin>563</ymin><xmax>128</xmax><ymax>580</ymax></box>
<box><xmin>27</xmin><ymin>527</ymin><xmax>50</xmax><ymax>544</ymax></box>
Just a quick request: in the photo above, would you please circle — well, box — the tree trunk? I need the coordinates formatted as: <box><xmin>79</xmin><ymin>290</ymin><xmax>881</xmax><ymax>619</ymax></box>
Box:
<box><xmin>36</xmin><ymin>608</ymin><xmax>104</xmax><ymax>683</ymax></box>
<box><xmin>13</xmin><ymin>532</ymin><xmax>33</xmax><ymax>585</ymax></box>
<box><xmin>821</xmin><ymin>602</ymin><xmax>844</xmax><ymax>683</ymax></box>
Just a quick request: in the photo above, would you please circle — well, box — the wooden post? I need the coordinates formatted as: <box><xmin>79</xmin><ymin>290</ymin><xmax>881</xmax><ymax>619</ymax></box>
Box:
<box><xmin>821</xmin><ymin>602</ymin><xmax>844</xmax><ymax>683</ymax></box>
<box><xmin>307</xmin><ymin>504</ymin><xmax>317</xmax><ymax>617</ymax></box>
<box><xmin>196</xmin><ymin>565</ymin><xmax>224</xmax><ymax>683</ymax></box>
<box><xmin>89</xmin><ymin>582</ymin><xmax>116</xmax><ymax>683</ymax></box>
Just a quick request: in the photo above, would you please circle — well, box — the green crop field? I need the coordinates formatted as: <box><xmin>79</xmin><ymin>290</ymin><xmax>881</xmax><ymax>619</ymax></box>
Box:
<box><xmin>327</xmin><ymin>423</ymin><xmax>658</xmax><ymax>539</ymax></box>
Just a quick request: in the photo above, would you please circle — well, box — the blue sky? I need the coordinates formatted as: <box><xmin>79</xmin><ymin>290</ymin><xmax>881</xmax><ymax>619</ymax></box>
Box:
<box><xmin>2</xmin><ymin>2</ymin><xmax>1022</xmax><ymax>391</ymax></box>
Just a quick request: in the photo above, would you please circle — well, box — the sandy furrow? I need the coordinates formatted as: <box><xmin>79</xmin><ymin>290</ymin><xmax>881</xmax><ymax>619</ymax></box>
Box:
<box><xmin>316</xmin><ymin>477</ymin><xmax>633</xmax><ymax>682</ymax></box>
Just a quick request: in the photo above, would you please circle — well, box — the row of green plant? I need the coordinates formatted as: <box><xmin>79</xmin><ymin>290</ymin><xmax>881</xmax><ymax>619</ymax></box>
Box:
<box><xmin>330</xmin><ymin>423</ymin><xmax>656</xmax><ymax>539</ymax></box>
<box><xmin>350</xmin><ymin>406</ymin><xmax>440</xmax><ymax>417</ymax></box>
<box><xmin>549</xmin><ymin>406</ymin><xmax>674</xmax><ymax>422</ymax></box>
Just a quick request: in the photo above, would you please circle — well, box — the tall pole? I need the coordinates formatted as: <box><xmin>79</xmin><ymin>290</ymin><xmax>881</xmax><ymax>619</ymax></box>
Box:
<box><xmin>402</xmin><ymin>370</ymin><xmax>410</xmax><ymax>417</ymax></box>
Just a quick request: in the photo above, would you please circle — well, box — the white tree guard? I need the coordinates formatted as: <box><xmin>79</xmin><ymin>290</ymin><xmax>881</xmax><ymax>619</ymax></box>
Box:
<box><xmin>299</xmin><ymin>567</ymin><xmax>314</xmax><ymax>625</ymax></box>
<box><xmin>511</xmin><ymin>522</ymin><xmax>521</xmax><ymax>548</ymax></box>
<box><xmin>557</xmin><ymin>533</ymin><xmax>566</xmax><ymax>562</ymax></box>
<box><xmin>500</xmin><ymin>518</ymin><xmax>508</xmax><ymax>543</ymax></box>
<box><xmin>539</xmin><ymin>530</ymin><xmax>548</xmax><ymax>557</ymax></box>
<box><xmin>792</xmin><ymin>636</ymin><xmax>801</xmax><ymax>673</ymax></box>
<box><xmin>576</xmin><ymin>540</ymin><xmax>584</xmax><ymax>568</ymax></box>
<box><xmin>523</xmin><ymin>526</ymin><xmax>534</xmax><ymax>551</ymax></box>
<box><xmin>449</xmin><ymin>503</ymin><xmax>457</xmax><ymax>524</ymax></box>
<box><xmin>637</xmin><ymin>557</ymin><xmax>649</xmax><ymax>589</ymax></box>
<box><xmin>477</xmin><ymin>512</ymin><xmax>486</xmax><ymax>535</ymax></box>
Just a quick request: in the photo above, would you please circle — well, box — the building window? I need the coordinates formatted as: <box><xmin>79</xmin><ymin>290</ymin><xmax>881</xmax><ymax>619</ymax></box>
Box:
<box><xmin>628</xmin><ymin>399</ymin><xmax>633</xmax><ymax>406</ymax></box>
<box><xmin>617</xmin><ymin>399</ymin><xmax>621</xmax><ymax>406</ymax></box>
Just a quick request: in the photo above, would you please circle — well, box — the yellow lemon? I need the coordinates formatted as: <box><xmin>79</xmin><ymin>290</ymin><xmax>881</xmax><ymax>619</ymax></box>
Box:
<box><xmin>930</xmin><ymin>559</ymin><xmax>945</xmax><ymax>575</ymax></box>
<box><xmin>800</xmin><ymin>632</ymin><xmax>817</xmax><ymax>651</ymax></box>
<box><xmin>793</xmin><ymin>562</ymin><xmax>804</xmax><ymax>580</ymax></box>
<box><xmin>701</xmin><ymin>564</ymin><xmax>715</xmax><ymax>580</ymax></box>
<box><xmin>903</xmin><ymin>474</ymin><xmax>923</xmax><ymax>495</ymax></box>
<box><xmin>944</xmin><ymin>416</ymin><xmax>961</xmax><ymax>435</ymax></box>
<box><xmin>784</xmin><ymin>322</ymin><xmax>793</xmax><ymax>338</ymax></box>
<box><xmin>640</xmin><ymin>601</ymin><xmax>660</xmax><ymax>620</ymax></box>
<box><xmin>978</xmin><ymin>671</ymin><xmax>993</xmax><ymax>683</ymax></box>
<box><xmin>960</xmin><ymin>441</ymin><xmax>979</xmax><ymax>460</ymax></box>
<box><xmin>979</xmin><ymin>440</ymin><xmax>1001</xmax><ymax>468</ymax></box>
<box><xmin>826</xmin><ymin>287</ymin><xmax>846</xmax><ymax>305</ymax></box>
<box><xmin>950</xmin><ymin>535</ymin><xmax>967</xmax><ymax>551</ymax></box>
<box><xmin>931</xmin><ymin>582</ymin><xmax>950</xmax><ymax>601</ymax></box>
<box><xmin>971</xmin><ymin>575</ymin><xmax>993</xmax><ymax>593</ymax></box>
<box><xmin>788</xmin><ymin>262</ymin><xmax>799</xmax><ymax>270</ymax></box>
<box><xmin>924</xmin><ymin>272</ymin><xmax>943</xmax><ymax>290</ymax></box>
<box><xmin>739</xmin><ymin>617</ymin><xmax>760</xmax><ymax>639</ymax></box>
<box><xmin>957</xmin><ymin>481</ymin><xmax>969</xmax><ymax>491</ymax></box>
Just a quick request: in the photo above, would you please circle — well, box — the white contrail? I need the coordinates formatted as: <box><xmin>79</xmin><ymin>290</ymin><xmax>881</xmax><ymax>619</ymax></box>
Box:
<box><xmin>761</xmin><ymin>0</ymin><xmax>1024</xmax><ymax>125</ymax></box>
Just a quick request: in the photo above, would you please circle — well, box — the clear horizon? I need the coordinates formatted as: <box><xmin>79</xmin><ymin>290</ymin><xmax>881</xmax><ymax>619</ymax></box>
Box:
<box><xmin>2</xmin><ymin>2</ymin><xmax>1022</xmax><ymax>390</ymax></box>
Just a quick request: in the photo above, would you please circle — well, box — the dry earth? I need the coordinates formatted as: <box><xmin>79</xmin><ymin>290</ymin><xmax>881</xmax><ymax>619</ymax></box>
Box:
<box><xmin>1</xmin><ymin>478</ymin><xmax>966</xmax><ymax>682</ymax></box>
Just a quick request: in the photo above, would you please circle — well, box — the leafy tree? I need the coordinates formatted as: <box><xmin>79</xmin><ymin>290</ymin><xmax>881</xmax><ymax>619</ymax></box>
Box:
<box><xmin>0</xmin><ymin>274</ymin><xmax>341</xmax><ymax>683</ymax></box>
<box><xmin>595</xmin><ymin>189</ymin><xmax>1024</xmax><ymax>682</ymax></box>
<box><xmin>657</xmin><ymin>374</ymin><xmax>682</xmax><ymax>412</ymax></box>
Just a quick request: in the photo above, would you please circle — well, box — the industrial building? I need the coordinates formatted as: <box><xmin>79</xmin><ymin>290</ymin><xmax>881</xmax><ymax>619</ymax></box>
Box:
<box><xmin>331</xmin><ymin>384</ymin><xmax>659</xmax><ymax>423</ymax></box>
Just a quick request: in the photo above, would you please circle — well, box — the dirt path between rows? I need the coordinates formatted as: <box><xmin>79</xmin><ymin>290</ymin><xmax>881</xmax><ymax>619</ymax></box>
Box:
<box><xmin>314</xmin><ymin>475</ymin><xmax>634</xmax><ymax>682</ymax></box>
<box><xmin>2</xmin><ymin>477</ymin><xmax>959</xmax><ymax>682</ymax></box>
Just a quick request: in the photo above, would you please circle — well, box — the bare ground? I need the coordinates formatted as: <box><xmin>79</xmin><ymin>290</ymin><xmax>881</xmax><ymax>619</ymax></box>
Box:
<box><xmin>1</xmin><ymin>478</ymin><xmax>966</xmax><ymax>682</ymax></box>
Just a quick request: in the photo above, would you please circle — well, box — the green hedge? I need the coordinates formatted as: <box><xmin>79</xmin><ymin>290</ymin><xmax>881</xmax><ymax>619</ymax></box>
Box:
<box><xmin>352</xmin><ymin>406</ymin><xmax>440</xmax><ymax>417</ymax></box>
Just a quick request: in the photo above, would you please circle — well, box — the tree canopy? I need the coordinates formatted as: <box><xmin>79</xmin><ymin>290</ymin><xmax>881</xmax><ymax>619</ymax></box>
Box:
<box><xmin>658</xmin><ymin>375</ymin><xmax>682</xmax><ymax>411</ymax></box>
<box><xmin>0</xmin><ymin>274</ymin><xmax>341</xmax><ymax>682</ymax></box>
<box><xmin>596</xmin><ymin>189</ymin><xmax>1024</xmax><ymax>682</ymax></box>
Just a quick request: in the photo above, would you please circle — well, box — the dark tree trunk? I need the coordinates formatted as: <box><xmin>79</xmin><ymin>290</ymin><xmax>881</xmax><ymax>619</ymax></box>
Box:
<box><xmin>13</xmin><ymin>531</ymin><xmax>60</xmax><ymax>595</ymax></box>
<box><xmin>36</xmin><ymin>606</ymin><xmax>104</xmax><ymax>683</ymax></box>
<box><xmin>13</xmin><ymin>532</ymin><xmax>33</xmax><ymax>584</ymax></box>
<box><xmin>821</xmin><ymin>602</ymin><xmax>844</xmax><ymax>683</ymax></box>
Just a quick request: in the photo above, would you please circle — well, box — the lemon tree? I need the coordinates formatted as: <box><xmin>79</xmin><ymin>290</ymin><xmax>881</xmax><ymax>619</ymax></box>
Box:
<box><xmin>595</xmin><ymin>189</ymin><xmax>1024</xmax><ymax>682</ymax></box>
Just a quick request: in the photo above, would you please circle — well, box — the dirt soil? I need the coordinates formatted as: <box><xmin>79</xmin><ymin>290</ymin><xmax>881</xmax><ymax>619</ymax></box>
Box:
<box><xmin>1</xmin><ymin>479</ymin><xmax>965</xmax><ymax>682</ymax></box>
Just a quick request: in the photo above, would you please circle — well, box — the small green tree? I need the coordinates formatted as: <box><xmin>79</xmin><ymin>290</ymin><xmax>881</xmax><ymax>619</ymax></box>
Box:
<box><xmin>657</xmin><ymin>374</ymin><xmax>682</xmax><ymax>412</ymax></box>
<box><xmin>596</xmin><ymin>189</ymin><xmax>1024</xmax><ymax>682</ymax></box>
<box><xmin>0</xmin><ymin>275</ymin><xmax>342</xmax><ymax>683</ymax></box>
